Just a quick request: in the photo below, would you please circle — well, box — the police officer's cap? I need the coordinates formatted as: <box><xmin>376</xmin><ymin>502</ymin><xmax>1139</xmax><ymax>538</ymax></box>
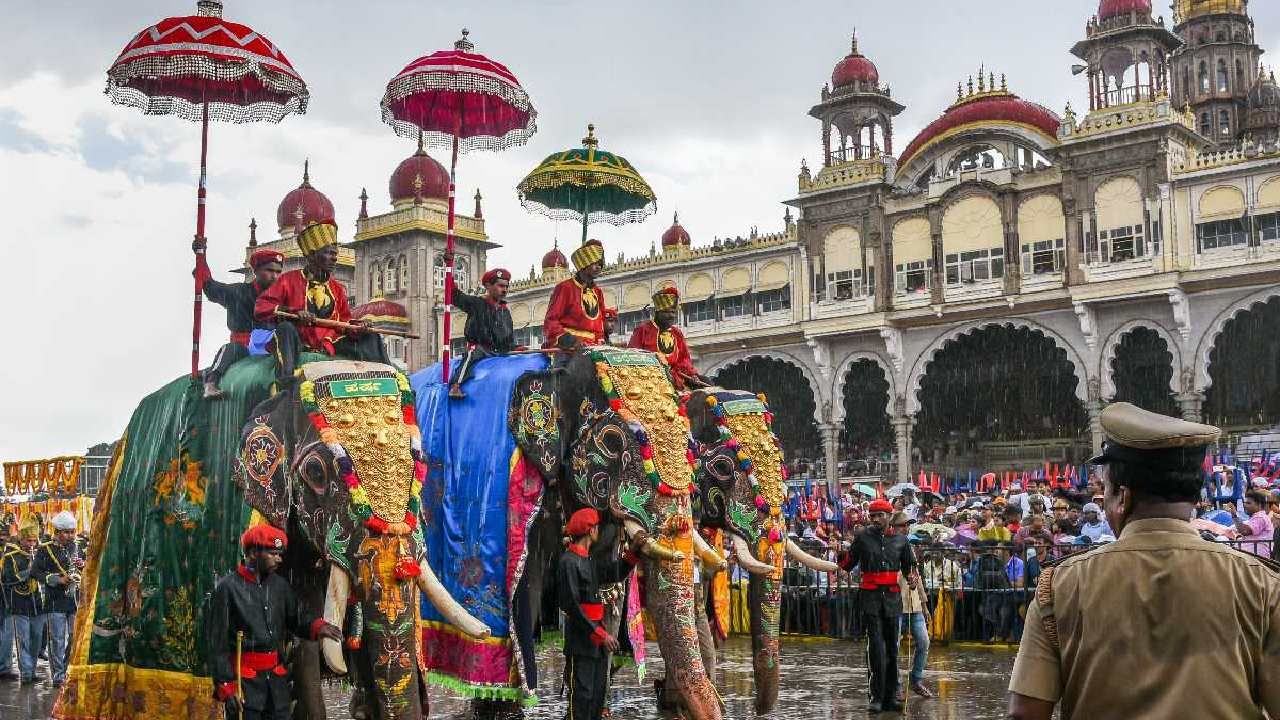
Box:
<box><xmin>1087</xmin><ymin>402</ymin><xmax>1219</xmax><ymax>471</ymax></box>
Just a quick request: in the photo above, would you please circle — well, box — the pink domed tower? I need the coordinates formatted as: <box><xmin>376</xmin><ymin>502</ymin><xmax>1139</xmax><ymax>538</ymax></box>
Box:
<box><xmin>810</xmin><ymin>30</ymin><xmax>904</xmax><ymax>167</ymax></box>
<box><xmin>1070</xmin><ymin>0</ymin><xmax>1179</xmax><ymax>113</ymax></box>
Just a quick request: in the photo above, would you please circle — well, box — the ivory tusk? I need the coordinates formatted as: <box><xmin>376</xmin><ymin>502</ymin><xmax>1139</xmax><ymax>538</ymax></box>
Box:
<box><xmin>730</xmin><ymin>533</ymin><xmax>776</xmax><ymax>576</ymax></box>
<box><xmin>785</xmin><ymin>538</ymin><xmax>839</xmax><ymax>573</ymax></box>
<box><xmin>321</xmin><ymin>569</ymin><xmax>350</xmax><ymax>674</ymax></box>
<box><xmin>416</xmin><ymin>559</ymin><xmax>491</xmax><ymax>640</ymax></box>
<box><xmin>691</xmin><ymin>530</ymin><xmax>727</xmax><ymax>572</ymax></box>
<box><xmin>623</xmin><ymin>519</ymin><xmax>686</xmax><ymax>563</ymax></box>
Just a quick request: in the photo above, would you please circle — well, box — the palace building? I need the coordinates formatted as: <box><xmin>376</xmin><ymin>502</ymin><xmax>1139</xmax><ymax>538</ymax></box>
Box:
<box><xmin>504</xmin><ymin>0</ymin><xmax>1280</xmax><ymax>489</ymax></box>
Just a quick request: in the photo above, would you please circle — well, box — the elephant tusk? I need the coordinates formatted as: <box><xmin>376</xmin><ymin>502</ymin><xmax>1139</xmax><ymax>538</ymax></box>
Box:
<box><xmin>416</xmin><ymin>559</ymin><xmax>492</xmax><ymax>640</ymax></box>
<box><xmin>785</xmin><ymin>538</ymin><xmax>839</xmax><ymax>573</ymax></box>
<box><xmin>321</xmin><ymin>569</ymin><xmax>350</xmax><ymax>675</ymax></box>
<box><xmin>730</xmin><ymin>533</ymin><xmax>777</xmax><ymax>576</ymax></box>
<box><xmin>624</xmin><ymin>520</ymin><xmax>686</xmax><ymax>563</ymax></box>
<box><xmin>691</xmin><ymin>530</ymin><xmax>727</xmax><ymax>573</ymax></box>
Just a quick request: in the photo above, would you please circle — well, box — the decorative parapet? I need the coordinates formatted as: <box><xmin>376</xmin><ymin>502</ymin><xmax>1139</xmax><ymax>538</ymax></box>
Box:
<box><xmin>1173</xmin><ymin>139</ymin><xmax>1280</xmax><ymax>175</ymax></box>
<box><xmin>1058</xmin><ymin>96</ymin><xmax>1191</xmax><ymax>141</ymax></box>
<box><xmin>798</xmin><ymin>156</ymin><xmax>891</xmax><ymax>194</ymax></box>
<box><xmin>353</xmin><ymin>204</ymin><xmax>487</xmax><ymax>243</ymax></box>
<box><xmin>507</xmin><ymin>226</ymin><xmax>798</xmax><ymax>292</ymax></box>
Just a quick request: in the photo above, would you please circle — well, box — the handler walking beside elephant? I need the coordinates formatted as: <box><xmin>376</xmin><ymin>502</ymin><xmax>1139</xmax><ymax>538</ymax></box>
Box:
<box><xmin>842</xmin><ymin>498</ymin><xmax>914</xmax><ymax>714</ymax></box>
<box><xmin>557</xmin><ymin>508</ymin><xmax>641</xmax><ymax>720</ymax></box>
<box><xmin>206</xmin><ymin>525</ymin><xmax>341</xmax><ymax>720</ymax></box>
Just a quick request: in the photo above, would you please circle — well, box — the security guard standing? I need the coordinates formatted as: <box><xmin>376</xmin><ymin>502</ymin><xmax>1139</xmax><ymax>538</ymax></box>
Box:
<box><xmin>556</xmin><ymin>508</ymin><xmax>641</xmax><ymax>720</ymax></box>
<box><xmin>1008</xmin><ymin>402</ymin><xmax>1280</xmax><ymax>720</ymax></box>
<box><xmin>206</xmin><ymin>525</ymin><xmax>342</xmax><ymax>720</ymax></box>
<box><xmin>841</xmin><ymin>498</ymin><xmax>914</xmax><ymax>714</ymax></box>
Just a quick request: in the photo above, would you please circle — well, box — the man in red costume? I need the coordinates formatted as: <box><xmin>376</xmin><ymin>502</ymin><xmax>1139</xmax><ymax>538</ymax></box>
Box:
<box><xmin>254</xmin><ymin>219</ymin><xmax>388</xmax><ymax>384</ymax></box>
<box><xmin>543</xmin><ymin>239</ymin><xmax>606</xmax><ymax>351</ymax></box>
<box><xmin>627</xmin><ymin>287</ymin><xmax>706</xmax><ymax>390</ymax></box>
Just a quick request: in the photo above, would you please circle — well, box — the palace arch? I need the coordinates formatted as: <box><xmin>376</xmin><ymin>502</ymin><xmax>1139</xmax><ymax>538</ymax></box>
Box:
<box><xmin>710</xmin><ymin>355</ymin><xmax>821</xmax><ymax>463</ymax></box>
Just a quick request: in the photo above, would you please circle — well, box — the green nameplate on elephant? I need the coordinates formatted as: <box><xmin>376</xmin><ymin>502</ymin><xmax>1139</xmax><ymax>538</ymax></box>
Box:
<box><xmin>721</xmin><ymin>398</ymin><xmax>766</xmax><ymax>416</ymax></box>
<box><xmin>327</xmin><ymin>377</ymin><xmax>399</xmax><ymax>399</ymax></box>
<box><xmin>595</xmin><ymin>348</ymin><xmax>661</xmax><ymax>368</ymax></box>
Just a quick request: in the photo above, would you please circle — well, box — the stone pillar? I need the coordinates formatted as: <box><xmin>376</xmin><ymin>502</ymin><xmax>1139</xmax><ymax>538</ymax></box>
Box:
<box><xmin>819</xmin><ymin>423</ymin><xmax>840</xmax><ymax>497</ymax></box>
<box><xmin>1176</xmin><ymin>392</ymin><xmax>1206</xmax><ymax>423</ymax></box>
<box><xmin>892</xmin><ymin>415</ymin><xmax>914</xmax><ymax>484</ymax></box>
<box><xmin>1087</xmin><ymin>399</ymin><xmax>1106</xmax><ymax>456</ymax></box>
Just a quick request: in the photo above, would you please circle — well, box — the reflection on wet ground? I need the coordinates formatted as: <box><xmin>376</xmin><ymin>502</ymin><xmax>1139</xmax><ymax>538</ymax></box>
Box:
<box><xmin>7</xmin><ymin>636</ymin><xmax>1016</xmax><ymax>719</ymax></box>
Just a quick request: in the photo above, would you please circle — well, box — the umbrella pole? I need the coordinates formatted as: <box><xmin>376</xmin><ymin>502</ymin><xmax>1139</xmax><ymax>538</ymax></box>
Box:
<box><xmin>441</xmin><ymin>120</ymin><xmax>460</xmax><ymax>385</ymax></box>
<box><xmin>191</xmin><ymin>97</ymin><xmax>209</xmax><ymax>380</ymax></box>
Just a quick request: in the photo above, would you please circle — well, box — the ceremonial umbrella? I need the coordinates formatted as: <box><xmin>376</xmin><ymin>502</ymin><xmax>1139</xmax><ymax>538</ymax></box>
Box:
<box><xmin>106</xmin><ymin>0</ymin><xmax>309</xmax><ymax>378</ymax></box>
<box><xmin>379</xmin><ymin>29</ymin><xmax>537</xmax><ymax>384</ymax></box>
<box><xmin>517</xmin><ymin>123</ymin><xmax>658</xmax><ymax>245</ymax></box>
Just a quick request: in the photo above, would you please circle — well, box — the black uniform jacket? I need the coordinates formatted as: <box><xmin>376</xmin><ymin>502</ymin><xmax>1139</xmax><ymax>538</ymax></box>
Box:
<box><xmin>1</xmin><ymin>546</ymin><xmax>42</xmax><ymax>617</ymax></box>
<box><xmin>32</xmin><ymin>540</ymin><xmax>78</xmax><ymax>614</ymax></box>
<box><xmin>556</xmin><ymin>545</ymin><xmax>637</xmax><ymax>658</ymax></box>
<box><xmin>204</xmin><ymin>277</ymin><xmax>265</xmax><ymax>335</ymax></box>
<box><xmin>452</xmin><ymin>291</ymin><xmax>516</xmax><ymax>353</ymax></box>
<box><xmin>841</xmin><ymin>527</ymin><xmax>915</xmax><ymax>617</ymax></box>
<box><xmin>205</xmin><ymin>565</ymin><xmax>322</xmax><ymax>711</ymax></box>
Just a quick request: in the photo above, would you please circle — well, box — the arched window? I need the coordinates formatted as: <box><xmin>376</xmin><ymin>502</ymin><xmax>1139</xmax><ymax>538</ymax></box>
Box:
<box><xmin>1200</xmin><ymin>61</ymin><xmax>1210</xmax><ymax>93</ymax></box>
<box><xmin>1182</xmin><ymin>65</ymin><xmax>1192</xmax><ymax>102</ymax></box>
<box><xmin>384</xmin><ymin>258</ymin><xmax>398</xmax><ymax>294</ymax></box>
<box><xmin>398</xmin><ymin>254</ymin><xmax>409</xmax><ymax>293</ymax></box>
<box><xmin>1219</xmin><ymin>109</ymin><xmax>1232</xmax><ymax>138</ymax></box>
<box><xmin>372</xmin><ymin>260</ymin><xmax>384</xmax><ymax>297</ymax></box>
<box><xmin>1217</xmin><ymin>59</ymin><xmax>1229</xmax><ymax>93</ymax></box>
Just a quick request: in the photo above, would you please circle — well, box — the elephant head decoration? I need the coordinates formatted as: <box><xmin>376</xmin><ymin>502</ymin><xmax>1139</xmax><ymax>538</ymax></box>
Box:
<box><xmin>511</xmin><ymin>348</ymin><xmax>724</xmax><ymax>720</ymax></box>
<box><xmin>237</xmin><ymin>361</ymin><xmax>489</xmax><ymax>720</ymax></box>
<box><xmin>686</xmin><ymin>387</ymin><xmax>836</xmax><ymax>714</ymax></box>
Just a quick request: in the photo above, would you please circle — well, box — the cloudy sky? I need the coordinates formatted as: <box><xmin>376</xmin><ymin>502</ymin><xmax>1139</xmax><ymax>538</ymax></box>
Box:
<box><xmin>1</xmin><ymin>1</ymin><xmax>1277</xmax><ymax>460</ymax></box>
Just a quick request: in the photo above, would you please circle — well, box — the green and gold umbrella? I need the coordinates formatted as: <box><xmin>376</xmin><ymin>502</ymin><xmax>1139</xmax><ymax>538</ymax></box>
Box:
<box><xmin>517</xmin><ymin>123</ymin><xmax>657</xmax><ymax>244</ymax></box>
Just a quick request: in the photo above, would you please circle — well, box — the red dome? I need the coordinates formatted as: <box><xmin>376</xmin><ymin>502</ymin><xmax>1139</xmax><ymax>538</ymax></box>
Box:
<box><xmin>542</xmin><ymin>246</ymin><xmax>568</xmax><ymax>270</ymax></box>
<box><xmin>1097</xmin><ymin>0</ymin><xmax>1150</xmax><ymax>20</ymax></box>
<box><xmin>353</xmin><ymin>298</ymin><xmax>409</xmax><ymax>321</ymax></box>
<box><xmin>276</xmin><ymin>164</ymin><xmax>334</xmax><ymax>230</ymax></box>
<box><xmin>389</xmin><ymin>143</ymin><xmax>449</xmax><ymax>203</ymax></box>
<box><xmin>833</xmin><ymin>54</ymin><xmax>879</xmax><ymax>89</ymax></box>
<box><xmin>899</xmin><ymin>93</ymin><xmax>1061</xmax><ymax>170</ymax></box>
<box><xmin>661</xmin><ymin>212</ymin><xmax>691</xmax><ymax>247</ymax></box>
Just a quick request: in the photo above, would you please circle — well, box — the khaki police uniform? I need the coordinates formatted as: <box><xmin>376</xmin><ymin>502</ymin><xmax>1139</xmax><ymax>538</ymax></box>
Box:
<box><xmin>1009</xmin><ymin>403</ymin><xmax>1280</xmax><ymax>719</ymax></box>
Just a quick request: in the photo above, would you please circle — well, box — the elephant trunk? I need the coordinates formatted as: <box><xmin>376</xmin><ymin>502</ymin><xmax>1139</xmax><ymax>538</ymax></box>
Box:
<box><xmin>321</xmin><ymin>568</ymin><xmax>350</xmax><ymax>674</ymax></box>
<box><xmin>691</xmin><ymin>530</ymin><xmax>727</xmax><ymax>572</ymax></box>
<box><xmin>785</xmin><ymin>538</ymin><xmax>839</xmax><ymax>573</ymax></box>
<box><xmin>416</xmin><ymin>559</ymin><xmax>492</xmax><ymax>639</ymax></box>
<box><xmin>643</xmin><ymin>556</ymin><xmax>723</xmax><ymax>720</ymax></box>
<box><xmin>748</xmin><ymin>571</ymin><xmax>782</xmax><ymax>714</ymax></box>
<box><xmin>624</xmin><ymin>520</ymin><xmax>685</xmax><ymax>562</ymax></box>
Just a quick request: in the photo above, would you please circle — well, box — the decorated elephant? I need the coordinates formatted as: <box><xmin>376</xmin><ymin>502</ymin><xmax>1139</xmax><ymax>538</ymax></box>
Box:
<box><xmin>685</xmin><ymin>387</ymin><xmax>836</xmax><ymax>715</ymax></box>
<box><xmin>411</xmin><ymin>347</ymin><xmax>724</xmax><ymax>720</ymax></box>
<box><xmin>236</xmin><ymin>360</ymin><xmax>490</xmax><ymax>720</ymax></box>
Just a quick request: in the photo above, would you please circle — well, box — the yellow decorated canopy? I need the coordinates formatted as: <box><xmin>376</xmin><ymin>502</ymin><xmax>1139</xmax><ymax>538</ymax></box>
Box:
<box><xmin>517</xmin><ymin>124</ymin><xmax>657</xmax><ymax>231</ymax></box>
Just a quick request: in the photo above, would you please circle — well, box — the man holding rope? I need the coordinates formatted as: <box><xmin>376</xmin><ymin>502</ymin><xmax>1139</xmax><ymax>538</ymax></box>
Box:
<box><xmin>627</xmin><ymin>287</ymin><xmax>708</xmax><ymax>391</ymax></box>
<box><xmin>254</xmin><ymin>218</ymin><xmax>389</xmax><ymax>385</ymax></box>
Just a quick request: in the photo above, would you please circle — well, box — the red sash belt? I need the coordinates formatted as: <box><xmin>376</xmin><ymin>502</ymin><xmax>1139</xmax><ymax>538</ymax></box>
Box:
<box><xmin>239</xmin><ymin>650</ymin><xmax>287</xmax><ymax>679</ymax></box>
<box><xmin>579</xmin><ymin>603</ymin><xmax>604</xmax><ymax>622</ymax></box>
<box><xmin>230</xmin><ymin>331</ymin><xmax>251</xmax><ymax>347</ymax></box>
<box><xmin>860</xmin><ymin>570</ymin><xmax>901</xmax><ymax>591</ymax></box>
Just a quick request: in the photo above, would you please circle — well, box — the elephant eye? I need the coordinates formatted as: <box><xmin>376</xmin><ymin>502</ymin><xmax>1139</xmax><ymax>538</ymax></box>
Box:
<box><xmin>300</xmin><ymin>454</ymin><xmax>330</xmax><ymax>495</ymax></box>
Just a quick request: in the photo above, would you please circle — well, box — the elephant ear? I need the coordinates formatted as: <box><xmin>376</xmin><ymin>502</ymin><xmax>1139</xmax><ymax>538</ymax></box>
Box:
<box><xmin>237</xmin><ymin>393</ymin><xmax>294</xmax><ymax>529</ymax></box>
<box><xmin>697</xmin><ymin>444</ymin><xmax>737</xmax><ymax>531</ymax></box>
<box><xmin>509</xmin><ymin>369</ymin><xmax>564</xmax><ymax>481</ymax></box>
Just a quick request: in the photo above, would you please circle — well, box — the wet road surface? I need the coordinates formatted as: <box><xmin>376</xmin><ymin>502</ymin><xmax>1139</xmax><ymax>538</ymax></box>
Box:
<box><xmin>5</xmin><ymin>636</ymin><xmax>1016</xmax><ymax>719</ymax></box>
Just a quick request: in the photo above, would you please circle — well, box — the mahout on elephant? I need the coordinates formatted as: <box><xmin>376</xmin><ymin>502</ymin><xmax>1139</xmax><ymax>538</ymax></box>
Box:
<box><xmin>411</xmin><ymin>346</ymin><xmax>725</xmax><ymax>720</ymax></box>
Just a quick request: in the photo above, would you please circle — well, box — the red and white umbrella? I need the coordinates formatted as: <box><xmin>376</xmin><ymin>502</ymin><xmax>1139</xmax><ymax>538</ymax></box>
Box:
<box><xmin>380</xmin><ymin>29</ymin><xmax>536</xmax><ymax>383</ymax></box>
<box><xmin>107</xmin><ymin>0</ymin><xmax>309</xmax><ymax>377</ymax></box>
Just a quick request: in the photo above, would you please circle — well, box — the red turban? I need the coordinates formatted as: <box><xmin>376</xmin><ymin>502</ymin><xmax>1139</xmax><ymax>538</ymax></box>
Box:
<box><xmin>868</xmin><ymin>499</ymin><xmax>894</xmax><ymax>514</ymax></box>
<box><xmin>241</xmin><ymin>524</ymin><xmax>287</xmax><ymax>551</ymax></box>
<box><xmin>565</xmin><ymin>508</ymin><xmax>600</xmax><ymax>537</ymax></box>
<box><xmin>482</xmin><ymin>268</ymin><xmax>511</xmax><ymax>285</ymax></box>
<box><xmin>250</xmin><ymin>249</ymin><xmax>284</xmax><ymax>269</ymax></box>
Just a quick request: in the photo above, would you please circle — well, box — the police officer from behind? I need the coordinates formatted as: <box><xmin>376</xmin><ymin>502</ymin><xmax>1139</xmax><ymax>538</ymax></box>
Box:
<box><xmin>556</xmin><ymin>508</ymin><xmax>643</xmax><ymax>720</ymax></box>
<box><xmin>841</xmin><ymin>497</ymin><xmax>914</xmax><ymax>714</ymax></box>
<box><xmin>206</xmin><ymin>525</ymin><xmax>342</xmax><ymax>720</ymax></box>
<box><xmin>1008</xmin><ymin>402</ymin><xmax>1280</xmax><ymax>720</ymax></box>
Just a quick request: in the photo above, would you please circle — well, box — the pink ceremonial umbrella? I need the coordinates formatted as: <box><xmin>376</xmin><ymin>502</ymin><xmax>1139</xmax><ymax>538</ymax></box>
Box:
<box><xmin>106</xmin><ymin>0</ymin><xmax>309</xmax><ymax>378</ymax></box>
<box><xmin>380</xmin><ymin>29</ymin><xmax>537</xmax><ymax>383</ymax></box>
